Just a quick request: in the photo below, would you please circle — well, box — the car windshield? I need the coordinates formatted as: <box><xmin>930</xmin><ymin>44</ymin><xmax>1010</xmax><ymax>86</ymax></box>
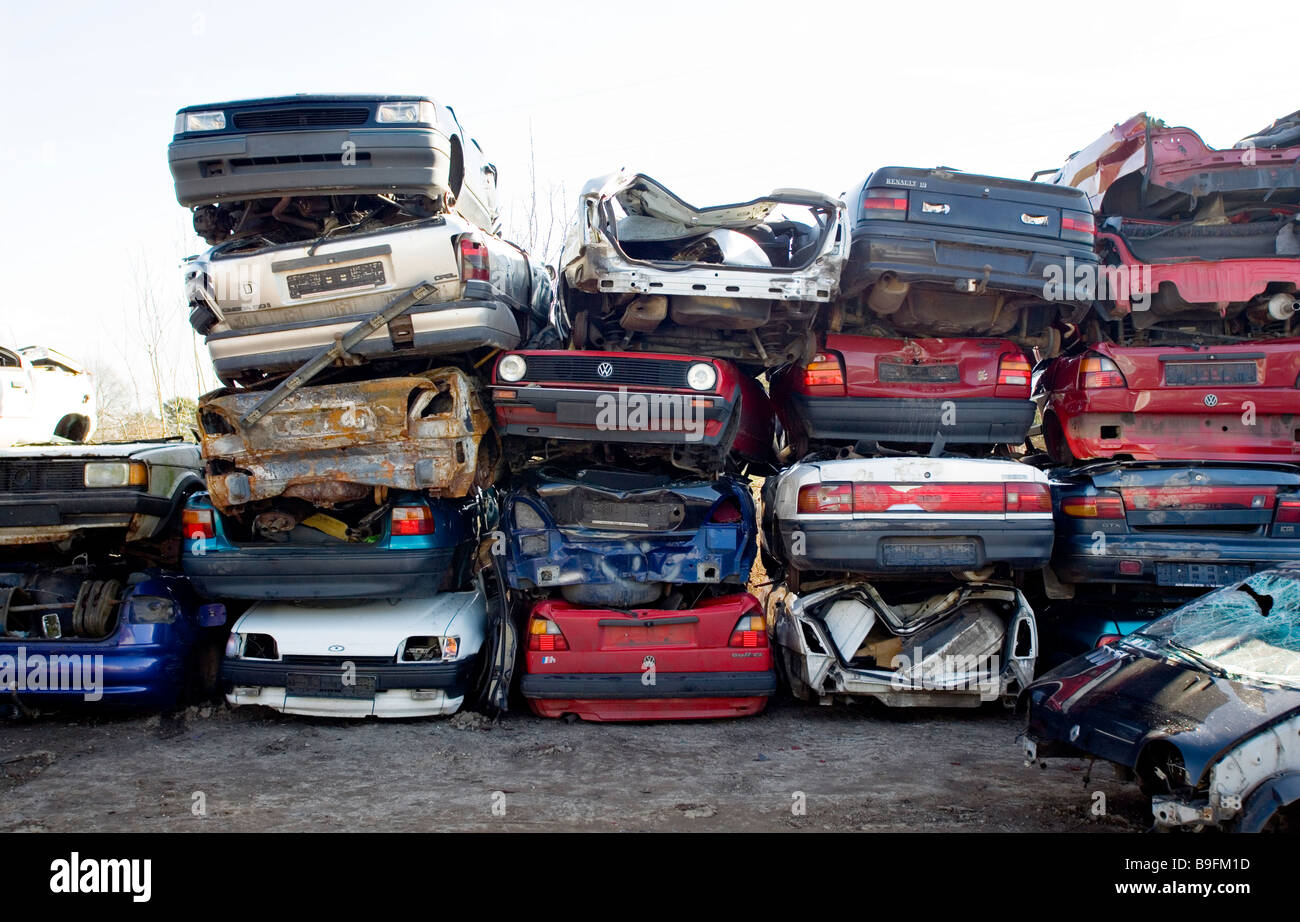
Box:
<box><xmin>1132</xmin><ymin>570</ymin><xmax>1300</xmax><ymax>687</ymax></box>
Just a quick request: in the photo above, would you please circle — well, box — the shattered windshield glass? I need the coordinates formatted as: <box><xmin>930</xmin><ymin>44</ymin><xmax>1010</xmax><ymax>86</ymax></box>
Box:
<box><xmin>1134</xmin><ymin>571</ymin><xmax>1300</xmax><ymax>687</ymax></box>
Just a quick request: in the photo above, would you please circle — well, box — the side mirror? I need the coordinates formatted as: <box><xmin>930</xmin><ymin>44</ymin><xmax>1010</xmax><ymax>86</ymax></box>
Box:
<box><xmin>197</xmin><ymin>603</ymin><xmax>227</xmax><ymax>628</ymax></box>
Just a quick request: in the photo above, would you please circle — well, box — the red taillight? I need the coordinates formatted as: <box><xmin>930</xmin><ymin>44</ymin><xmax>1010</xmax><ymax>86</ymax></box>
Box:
<box><xmin>1278</xmin><ymin>499</ymin><xmax>1300</xmax><ymax>523</ymax></box>
<box><xmin>1122</xmin><ymin>486</ymin><xmax>1276</xmax><ymax>512</ymax></box>
<box><xmin>710</xmin><ymin>498</ymin><xmax>743</xmax><ymax>523</ymax></box>
<box><xmin>797</xmin><ymin>484</ymin><xmax>854</xmax><ymax>514</ymax></box>
<box><xmin>1117</xmin><ymin>560</ymin><xmax>1143</xmax><ymax>575</ymax></box>
<box><xmin>1096</xmin><ymin>634</ymin><xmax>1121</xmax><ymax>647</ymax></box>
<box><xmin>459</xmin><ymin>237</ymin><xmax>490</xmax><ymax>282</ymax></box>
<box><xmin>863</xmin><ymin>188</ymin><xmax>907</xmax><ymax>217</ymax></box>
<box><xmin>729</xmin><ymin>612</ymin><xmax>767</xmax><ymax>648</ymax></box>
<box><xmin>391</xmin><ymin>505</ymin><xmax>434</xmax><ymax>536</ymax></box>
<box><xmin>527</xmin><ymin>614</ymin><xmax>569</xmax><ymax>651</ymax></box>
<box><xmin>1061</xmin><ymin>493</ymin><xmax>1125</xmax><ymax>518</ymax></box>
<box><xmin>803</xmin><ymin>353</ymin><xmax>845</xmax><ymax>389</ymax></box>
<box><xmin>997</xmin><ymin>353</ymin><xmax>1032</xmax><ymax>388</ymax></box>
<box><xmin>182</xmin><ymin>508</ymin><xmax>214</xmax><ymax>541</ymax></box>
<box><xmin>1005</xmin><ymin>482</ymin><xmax>1052</xmax><ymax>513</ymax></box>
<box><xmin>1061</xmin><ymin>211</ymin><xmax>1096</xmax><ymax>236</ymax></box>
<box><xmin>1080</xmin><ymin>356</ymin><xmax>1126</xmax><ymax>389</ymax></box>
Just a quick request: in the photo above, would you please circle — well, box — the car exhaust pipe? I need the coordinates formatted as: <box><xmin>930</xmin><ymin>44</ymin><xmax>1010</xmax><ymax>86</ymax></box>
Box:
<box><xmin>867</xmin><ymin>274</ymin><xmax>909</xmax><ymax>316</ymax></box>
<box><xmin>1267</xmin><ymin>292</ymin><xmax>1299</xmax><ymax>320</ymax></box>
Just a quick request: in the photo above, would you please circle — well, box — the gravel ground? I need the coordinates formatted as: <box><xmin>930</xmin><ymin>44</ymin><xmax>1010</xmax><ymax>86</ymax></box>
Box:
<box><xmin>0</xmin><ymin>694</ymin><xmax>1150</xmax><ymax>832</ymax></box>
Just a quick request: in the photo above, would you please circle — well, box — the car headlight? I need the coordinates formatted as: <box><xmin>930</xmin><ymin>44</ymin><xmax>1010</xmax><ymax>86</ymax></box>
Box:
<box><xmin>176</xmin><ymin>110</ymin><xmax>226</xmax><ymax>133</ymax></box>
<box><xmin>130</xmin><ymin>596</ymin><xmax>177</xmax><ymax>624</ymax></box>
<box><xmin>687</xmin><ymin>362</ymin><xmax>717</xmax><ymax>391</ymax></box>
<box><xmin>497</xmin><ymin>354</ymin><xmax>527</xmax><ymax>382</ymax></box>
<box><xmin>376</xmin><ymin>100</ymin><xmax>436</xmax><ymax>124</ymax></box>
<box><xmin>401</xmin><ymin>636</ymin><xmax>459</xmax><ymax>661</ymax></box>
<box><xmin>83</xmin><ymin>461</ymin><xmax>148</xmax><ymax>488</ymax></box>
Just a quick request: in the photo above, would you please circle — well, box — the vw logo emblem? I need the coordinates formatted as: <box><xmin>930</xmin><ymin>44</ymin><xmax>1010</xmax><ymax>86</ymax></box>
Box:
<box><xmin>327</xmin><ymin>644</ymin><xmax>345</xmax><ymax>653</ymax></box>
<box><xmin>1204</xmin><ymin>394</ymin><xmax>1219</xmax><ymax>407</ymax></box>
<box><xmin>596</xmin><ymin>362</ymin><xmax>614</xmax><ymax>378</ymax></box>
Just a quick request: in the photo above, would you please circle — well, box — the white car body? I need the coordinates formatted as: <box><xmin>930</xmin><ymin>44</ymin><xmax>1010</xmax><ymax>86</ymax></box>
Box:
<box><xmin>223</xmin><ymin>586</ymin><xmax>488</xmax><ymax>718</ymax></box>
<box><xmin>0</xmin><ymin>346</ymin><xmax>96</xmax><ymax>446</ymax></box>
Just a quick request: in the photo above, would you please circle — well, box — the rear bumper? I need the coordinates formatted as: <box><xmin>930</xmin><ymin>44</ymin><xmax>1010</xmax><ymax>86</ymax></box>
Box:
<box><xmin>1052</xmin><ymin>531</ymin><xmax>1300</xmax><ymax>586</ymax></box>
<box><xmin>207</xmin><ymin>296</ymin><xmax>521</xmax><ymax>378</ymax></box>
<box><xmin>492</xmin><ymin>386</ymin><xmax>734</xmax><ymax>447</ymax></box>
<box><xmin>184</xmin><ymin>546</ymin><xmax>457</xmax><ymax>600</ymax></box>
<box><xmin>1058</xmin><ymin>409</ymin><xmax>1299</xmax><ymax>464</ymax></box>
<box><xmin>785</xmin><ymin>395</ymin><xmax>1034</xmax><ymax>445</ymax></box>
<box><xmin>842</xmin><ymin>223</ymin><xmax>1096</xmax><ymax>298</ymax></box>
<box><xmin>170</xmin><ymin>127</ymin><xmax>450</xmax><ymax>205</ymax></box>
<box><xmin>780</xmin><ymin>518</ymin><xmax>1054</xmax><ymax>574</ymax></box>
<box><xmin>521</xmin><ymin>672</ymin><xmax>774</xmax><ymax>721</ymax></box>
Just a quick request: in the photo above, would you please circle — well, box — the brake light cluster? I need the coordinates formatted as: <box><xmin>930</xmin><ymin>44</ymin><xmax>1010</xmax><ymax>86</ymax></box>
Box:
<box><xmin>528</xmin><ymin>614</ymin><xmax>569</xmax><ymax>651</ymax></box>
<box><xmin>997</xmin><ymin>353</ymin><xmax>1031</xmax><ymax>388</ymax></box>
<box><xmin>709</xmin><ymin>497</ymin><xmax>743</xmax><ymax>523</ymax></box>
<box><xmin>1080</xmin><ymin>355</ymin><xmax>1126</xmax><ymax>389</ymax></box>
<box><xmin>862</xmin><ymin>188</ymin><xmax>907</xmax><ymax>218</ymax></box>
<box><xmin>728</xmin><ymin>613</ymin><xmax>767</xmax><ymax>648</ymax></box>
<box><xmin>182</xmin><ymin>507</ymin><xmax>215</xmax><ymax>540</ymax></box>
<box><xmin>803</xmin><ymin>353</ymin><xmax>845</xmax><ymax>388</ymax></box>
<box><xmin>459</xmin><ymin>237</ymin><xmax>490</xmax><ymax>282</ymax></box>
<box><xmin>391</xmin><ymin>505</ymin><xmax>435</xmax><ymax>536</ymax></box>
<box><xmin>1063</xmin><ymin>487</ymin><xmax>1287</xmax><ymax>518</ymax></box>
<box><xmin>796</xmin><ymin>482</ymin><xmax>1051</xmax><ymax>514</ymax></box>
<box><xmin>1060</xmin><ymin>210</ymin><xmax>1095</xmax><ymax>236</ymax></box>
<box><xmin>1279</xmin><ymin>498</ymin><xmax>1300</xmax><ymax>523</ymax></box>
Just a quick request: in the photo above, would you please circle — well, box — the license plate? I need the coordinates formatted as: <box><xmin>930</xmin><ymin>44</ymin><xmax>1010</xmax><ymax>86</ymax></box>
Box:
<box><xmin>1155</xmin><ymin>563</ymin><xmax>1251</xmax><ymax>588</ymax></box>
<box><xmin>881</xmin><ymin>540</ymin><xmax>979</xmax><ymax>567</ymax></box>
<box><xmin>877</xmin><ymin>362</ymin><xmax>960</xmax><ymax>383</ymax></box>
<box><xmin>0</xmin><ymin>504</ymin><xmax>60</xmax><ymax>526</ymax></box>
<box><xmin>286</xmin><ymin>260</ymin><xmax>386</xmax><ymax>300</ymax></box>
<box><xmin>1163</xmin><ymin>361</ymin><xmax>1257</xmax><ymax>386</ymax></box>
<box><xmin>285</xmin><ymin>672</ymin><xmax>377</xmax><ymax>699</ymax></box>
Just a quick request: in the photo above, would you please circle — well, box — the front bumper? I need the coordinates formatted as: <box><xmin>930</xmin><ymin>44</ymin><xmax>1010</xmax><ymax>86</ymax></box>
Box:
<box><xmin>0</xmin><ymin>490</ymin><xmax>171</xmax><ymax>545</ymax></box>
<box><xmin>221</xmin><ymin>654</ymin><xmax>478</xmax><ymax>718</ymax></box>
<box><xmin>785</xmin><ymin>395</ymin><xmax>1035</xmax><ymax>445</ymax></box>
<box><xmin>492</xmin><ymin>386</ymin><xmax>733</xmax><ymax>447</ymax></box>
<box><xmin>206</xmin><ymin>296</ymin><xmax>521</xmax><ymax>378</ymax></box>
<box><xmin>780</xmin><ymin>518</ymin><xmax>1054</xmax><ymax>574</ymax></box>
<box><xmin>185</xmin><ymin>546</ymin><xmax>458</xmax><ymax>600</ymax></box>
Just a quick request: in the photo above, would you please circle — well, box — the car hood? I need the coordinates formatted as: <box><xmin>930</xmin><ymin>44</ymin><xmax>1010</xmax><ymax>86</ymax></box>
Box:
<box><xmin>1030</xmin><ymin>645</ymin><xmax>1300</xmax><ymax>783</ymax></box>
<box><xmin>0</xmin><ymin>440</ymin><xmax>194</xmax><ymax>460</ymax></box>
<box><xmin>234</xmin><ymin>589</ymin><xmax>484</xmax><ymax>658</ymax></box>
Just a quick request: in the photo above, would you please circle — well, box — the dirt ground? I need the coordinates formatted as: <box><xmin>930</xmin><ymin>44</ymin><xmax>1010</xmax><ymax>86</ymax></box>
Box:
<box><xmin>0</xmin><ymin>694</ymin><xmax>1151</xmax><ymax>833</ymax></box>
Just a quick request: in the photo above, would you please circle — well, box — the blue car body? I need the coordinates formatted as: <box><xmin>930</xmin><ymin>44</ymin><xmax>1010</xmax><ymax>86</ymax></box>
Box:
<box><xmin>181</xmin><ymin>491</ymin><xmax>469</xmax><ymax>601</ymax></box>
<box><xmin>502</xmin><ymin>468</ymin><xmax>756</xmax><ymax>607</ymax></box>
<box><xmin>0</xmin><ymin>568</ymin><xmax>224</xmax><ymax>711</ymax></box>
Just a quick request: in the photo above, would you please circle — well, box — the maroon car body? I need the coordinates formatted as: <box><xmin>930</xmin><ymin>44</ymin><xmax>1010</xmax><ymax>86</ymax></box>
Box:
<box><xmin>770</xmin><ymin>333</ymin><xmax>1034</xmax><ymax>453</ymax></box>
<box><xmin>490</xmin><ymin>349</ymin><xmax>774</xmax><ymax>471</ymax></box>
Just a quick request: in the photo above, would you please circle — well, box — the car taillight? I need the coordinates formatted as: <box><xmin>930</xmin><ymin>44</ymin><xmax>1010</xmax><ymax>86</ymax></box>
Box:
<box><xmin>182</xmin><ymin>508</ymin><xmax>214</xmax><ymax>541</ymax></box>
<box><xmin>1080</xmin><ymin>356</ymin><xmax>1126</xmax><ymax>389</ymax></box>
<box><xmin>1061</xmin><ymin>210</ymin><xmax>1095</xmax><ymax>237</ymax></box>
<box><xmin>997</xmin><ymin>353</ymin><xmax>1032</xmax><ymax>388</ymax></box>
<box><xmin>710</xmin><ymin>498</ymin><xmax>743</xmax><ymax>523</ymax></box>
<box><xmin>803</xmin><ymin>353</ymin><xmax>845</xmax><ymax>389</ymax></box>
<box><xmin>391</xmin><ymin>505</ymin><xmax>434</xmax><ymax>536</ymax></box>
<box><xmin>527</xmin><ymin>614</ymin><xmax>569</xmax><ymax>651</ymax></box>
<box><xmin>1122</xmin><ymin>486</ymin><xmax>1276</xmax><ymax>511</ymax></box>
<box><xmin>1061</xmin><ymin>493</ymin><xmax>1125</xmax><ymax>518</ymax></box>
<box><xmin>1005</xmin><ymin>483</ymin><xmax>1052</xmax><ymax>513</ymax></box>
<box><xmin>1277</xmin><ymin>499</ymin><xmax>1300</xmax><ymax>523</ymax></box>
<box><xmin>853</xmin><ymin>482</ymin><xmax>1005</xmax><ymax>513</ymax></box>
<box><xmin>1095</xmin><ymin>634</ymin><xmax>1121</xmax><ymax>648</ymax></box>
<box><xmin>797</xmin><ymin>484</ymin><xmax>854</xmax><ymax>514</ymax></box>
<box><xmin>862</xmin><ymin>188</ymin><xmax>907</xmax><ymax>219</ymax></box>
<box><xmin>729</xmin><ymin>613</ymin><xmax>767</xmax><ymax>648</ymax></box>
<box><xmin>459</xmin><ymin>237</ymin><xmax>490</xmax><ymax>282</ymax></box>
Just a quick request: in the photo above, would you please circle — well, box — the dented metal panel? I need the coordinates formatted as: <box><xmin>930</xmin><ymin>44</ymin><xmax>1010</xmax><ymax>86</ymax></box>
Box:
<box><xmin>199</xmin><ymin>368</ymin><xmax>494</xmax><ymax>512</ymax></box>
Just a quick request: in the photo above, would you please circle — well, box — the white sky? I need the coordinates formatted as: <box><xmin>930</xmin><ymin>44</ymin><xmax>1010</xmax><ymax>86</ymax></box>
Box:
<box><xmin>1</xmin><ymin>0</ymin><xmax>1296</xmax><ymax>406</ymax></box>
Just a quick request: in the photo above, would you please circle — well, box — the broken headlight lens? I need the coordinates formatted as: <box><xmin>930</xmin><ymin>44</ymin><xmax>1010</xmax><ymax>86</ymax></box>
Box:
<box><xmin>376</xmin><ymin>101</ymin><xmax>436</xmax><ymax>124</ymax></box>
<box><xmin>401</xmin><ymin>636</ymin><xmax>458</xmax><ymax>661</ymax></box>
<box><xmin>687</xmin><ymin>362</ymin><xmax>717</xmax><ymax>391</ymax></box>
<box><xmin>520</xmin><ymin>535</ymin><xmax>548</xmax><ymax>556</ymax></box>
<box><xmin>514</xmin><ymin>501</ymin><xmax>545</xmax><ymax>530</ymax></box>
<box><xmin>83</xmin><ymin>461</ymin><xmax>148</xmax><ymax>488</ymax></box>
<box><xmin>177</xmin><ymin>110</ymin><xmax>226</xmax><ymax>133</ymax></box>
<box><xmin>129</xmin><ymin>596</ymin><xmax>178</xmax><ymax>624</ymax></box>
<box><xmin>497</xmin><ymin>354</ymin><xmax>527</xmax><ymax>382</ymax></box>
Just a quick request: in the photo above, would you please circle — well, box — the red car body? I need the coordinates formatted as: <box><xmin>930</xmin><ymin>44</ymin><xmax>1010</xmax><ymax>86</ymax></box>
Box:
<box><xmin>770</xmin><ymin>333</ymin><xmax>1034</xmax><ymax>449</ymax></box>
<box><xmin>519</xmin><ymin>592</ymin><xmax>775</xmax><ymax>721</ymax></box>
<box><xmin>1040</xmin><ymin>340</ymin><xmax>1300</xmax><ymax>464</ymax></box>
<box><xmin>491</xmin><ymin>349</ymin><xmax>774</xmax><ymax>467</ymax></box>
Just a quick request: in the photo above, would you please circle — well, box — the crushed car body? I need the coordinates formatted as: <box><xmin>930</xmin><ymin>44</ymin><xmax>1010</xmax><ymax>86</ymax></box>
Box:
<box><xmin>773</xmin><ymin>581</ymin><xmax>1036</xmax><ymax>707</ymax></box>
<box><xmin>1023</xmin><ymin>564</ymin><xmax>1300</xmax><ymax>831</ymax></box>
<box><xmin>559</xmin><ymin>171</ymin><xmax>848</xmax><ymax>369</ymax></box>
<box><xmin>197</xmin><ymin>368</ymin><xmax>496</xmax><ymax>515</ymax></box>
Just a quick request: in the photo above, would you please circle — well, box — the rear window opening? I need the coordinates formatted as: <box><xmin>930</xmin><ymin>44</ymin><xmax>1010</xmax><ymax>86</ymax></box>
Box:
<box><xmin>216</xmin><ymin>494</ymin><xmax>405</xmax><ymax>546</ymax></box>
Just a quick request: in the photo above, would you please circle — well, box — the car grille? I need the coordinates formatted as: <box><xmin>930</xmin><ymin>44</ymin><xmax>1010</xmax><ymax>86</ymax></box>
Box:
<box><xmin>279</xmin><ymin>654</ymin><xmax>395</xmax><ymax>667</ymax></box>
<box><xmin>520</xmin><ymin>355</ymin><xmax>694</xmax><ymax>389</ymax></box>
<box><xmin>232</xmin><ymin>107</ymin><xmax>371</xmax><ymax>131</ymax></box>
<box><xmin>0</xmin><ymin>460</ymin><xmax>86</xmax><ymax>493</ymax></box>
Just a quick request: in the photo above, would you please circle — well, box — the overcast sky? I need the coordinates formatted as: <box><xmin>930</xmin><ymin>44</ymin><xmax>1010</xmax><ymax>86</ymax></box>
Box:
<box><xmin>1</xmin><ymin>0</ymin><xmax>1296</xmax><ymax>406</ymax></box>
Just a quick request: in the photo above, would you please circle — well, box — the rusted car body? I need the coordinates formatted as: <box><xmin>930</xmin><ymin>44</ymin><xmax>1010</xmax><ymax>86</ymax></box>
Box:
<box><xmin>197</xmin><ymin>368</ymin><xmax>495</xmax><ymax>514</ymax></box>
<box><xmin>559</xmin><ymin>171</ymin><xmax>848</xmax><ymax>370</ymax></box>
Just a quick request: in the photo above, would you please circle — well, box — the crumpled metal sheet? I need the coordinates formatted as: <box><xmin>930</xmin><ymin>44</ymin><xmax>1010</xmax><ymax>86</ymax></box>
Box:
<box><xmin>198</xmin><ymin>368</ymin><xmax>494</xmax><ymax>513</ymax></box>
